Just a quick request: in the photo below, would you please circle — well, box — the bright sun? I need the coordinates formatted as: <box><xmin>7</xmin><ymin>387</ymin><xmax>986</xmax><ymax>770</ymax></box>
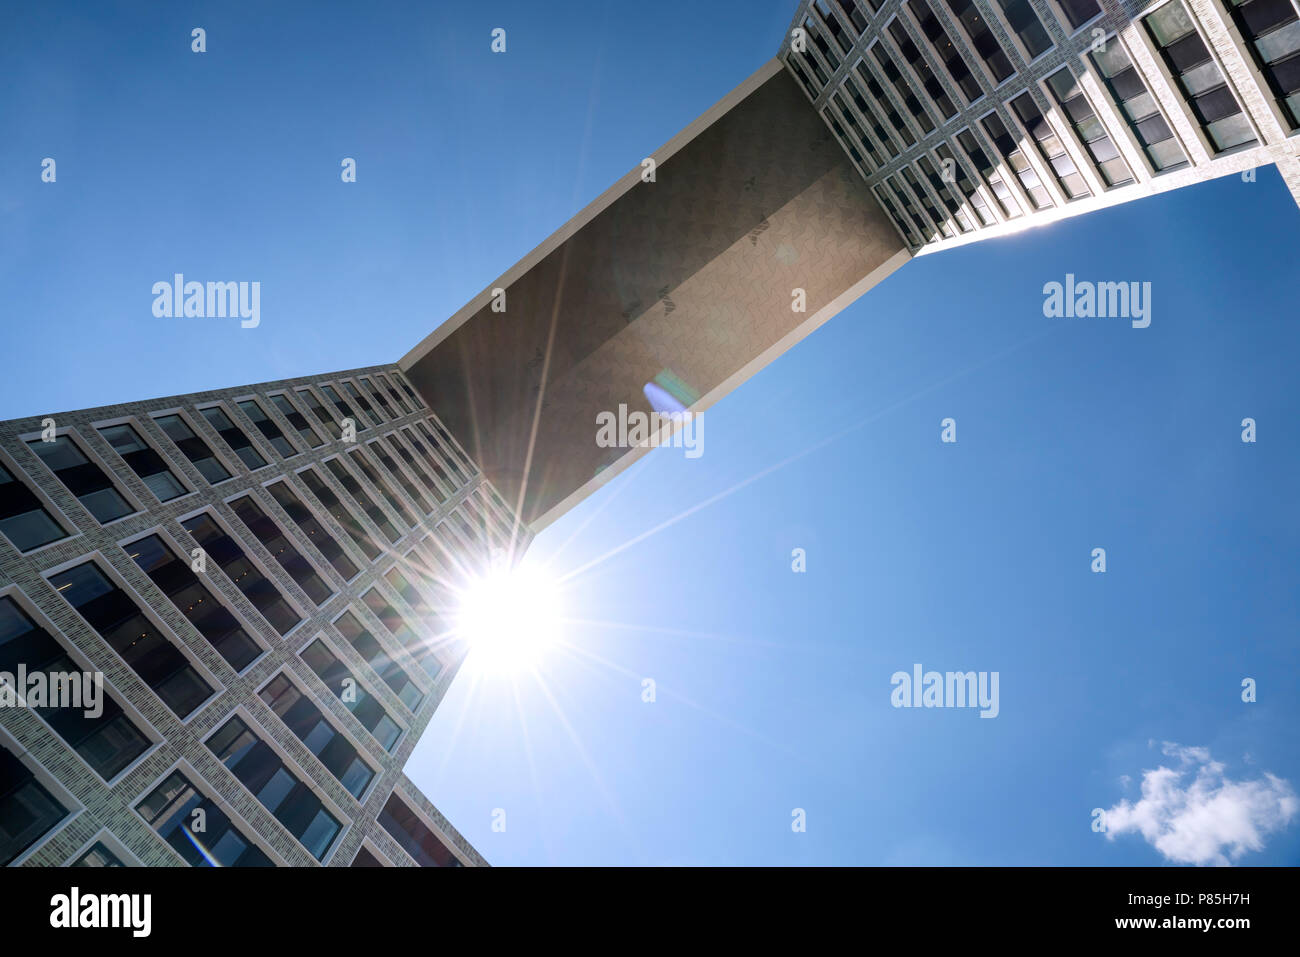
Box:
<box><xmin>455</xmin><ymin>559</ymin><xmax>562</xmax><ymax>675</ymax></box>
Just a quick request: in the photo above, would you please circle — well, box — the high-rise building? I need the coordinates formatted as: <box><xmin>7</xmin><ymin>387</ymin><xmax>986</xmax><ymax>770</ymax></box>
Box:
<box><xmin>1</xmin><ymin>366</ymin><xmax>513</xmax><ymax>866</ymax></box>
<box><xmin>3</xmin><ymin>0</ymin><xmax>1296</xmax><ymax>867</ymax></box>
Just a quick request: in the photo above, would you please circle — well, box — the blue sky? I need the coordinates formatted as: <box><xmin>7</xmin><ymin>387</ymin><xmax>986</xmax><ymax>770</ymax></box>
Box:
<box><xmin>3</xmin><ymin>1</ymin><xmax>1297</xmax><ymax>865</ymax></box>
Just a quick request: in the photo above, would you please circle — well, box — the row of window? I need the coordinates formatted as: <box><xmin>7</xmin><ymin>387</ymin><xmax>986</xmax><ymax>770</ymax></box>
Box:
<box><xmin>4</xmin><ymin>735</ymin><xmax>454</xmax><ymax>866</ymax></box>
<box><xmin>0</xmin><ymin>406</ymin><xmax>469</xmax><ymax>561</ymax></box>
<box><xmin>799</xmin><ymin>0</ymin><xmax>1291</xmax><ymax>248</ymax></box>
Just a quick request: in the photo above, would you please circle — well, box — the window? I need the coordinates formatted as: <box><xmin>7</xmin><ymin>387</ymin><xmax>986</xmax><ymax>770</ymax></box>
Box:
<box><xmin>994</xmin><ymin>0</ymin><xmax>1053</xmax><ymax>58</ymax></box>
<box><xmin>935</xmin><ymin>142</ymin><xmax>997</xmax><ymax>224</ymax></box>
<box><xmin>873</xmin><ymin>184</ymin><xmax>922</xmax><ymax>246</ymax></box>
<box><xmin>295</xmin><ymin>388</ymin><xmax>343</xmax><ymax>440</ymax></box>
<box><xmin>944</xmin><ymin>0</ymin><xmax>1016</xmax><ymax>83</ymax></box>
<box><xmin>981</xmin><ymin>111</ymin><xmax>1055</xmax><ymax>209</ymax></box>
<box><xmin>872</xmin><ymin>41</ymin><xmax>937</xmax><ymax>133</ymax></box>
<box><xmin>909</xmin><ymin>0</ymin><xmax>983</xmax><ymax>102</ymax></box>
<box><xmin>70</xmin><ymin>840</ymin><xmax>125</xmax><ymax>866</ymax></box>
<box><xmin>51</xmin><ymin>562</ymin><xmax>212</xmax><ymax>717</ymax></box>
<box><xmin>886</xmin><ymin>174</ymin><xmax>939</xmax><ymax>242</ymax></box>
<box><xmin>1145</xmin><ymin>1</ymin><xmax>1257</xmax><ymax>152</ymax></box>
<box><xmin>837</xmin><ymin>0</ymin><xmax>870</xmax><ymax>35</ymax></box>
<box><xmin>199</xmin><ymin>406</ymin><xmax>267</xmax><ymax>471</ymax></box>
<box><xmin>358</xmin><ymin>377</ymin><xmax>395</xmax><ymax>420</ymax></box>
<box><xmin>295</xmin><ymin>468</ymin><xmax>382</xmax><ymax>562</ymax></box>
<box><xmin>236</xmin><ymin>399</ymin><xmax>297</xmax><ymax>458</ymax></box>
<box><xmin>378</xmin><ymin>794</ymin><xmax>461</xmax><ymax>867</ymax></box>
<box><xmin>955</xmin><ymin>128</ymin><xmax>1021</xmax><ymax>216</ymax></box>
<box><xmin>1090</xmin><ymin>39</ymin><xmax>1189</xmax><ymax>172</ymax></box>
<box><xmin>0</xmin><ymin>596</ymin><xmax>150</xmax><ymax>779</ymax></box>
<box><xmin>803</xmin><ymin>15</ymin><xmax>841</xmax><ymax>71</ymax></box>
<box><xmin>361</xmin><ymin>587</ymin><xmax>441</xmax><ymax>679</ymax></box>
<box><xmin>815</xmin><ymin>0</ymin><xmax>852</xmax><ymax>53</ymax></box>
<box><xmin>259</xmin><ymin>674</ymin><xmax>375</xmax><ymax>799</ymax></box>
<box><xmin>368</xmin><ymin>439</ymin><xmax>432</xmax><ymax>514</ymax></box>
<box><xmin>0</xmin><ymin>460</ymin><xmax>67</xmax><ymax>551</ymax></box>
<box><xmin>351</xmin><ymin>847</ymin><xmax>385</xmax><ymax>867</ymax></box>
<box><xmin>268</xmin><ymin>394</ymin><xmax>323</xmax><ymax>449</ymax></box>
<box><xmin>401</xmin><ymin>427</ymin><xmax>457</xmax><ymax>494</ymax></box>
<box><xmin>856</xmin><ymin>62</ymin><xmax>917</xmax><ymax>147</ymax></box>
<box><xmin>27</xmin><ymin>435</ymin><xmax>133</xmax><ymax>524</ymax></box>
<box><xmin>889</xmin><ymin>19</ymin><xmax>957</xmax><ymax>119</ymax></box>
<box><xmin>136</xmin><ymin>771</ymin><xmax>272</xmax><ymax>867</ymax></box>
<box><xmin>333</xmin><ymin>611</ymin><xmax>424</xmax><ymax>711</ymax></box>
<box><xmin>1009</xmin><ymin>92</ymin><xmax>1093</xmax><ymax>199</ymax></box>
<box><xmin>97</xmin><ymin>423</ymin><xmax>187</xmax><ymax>502</ymax></box>
<box><xmin>324</xmin><ymin>458</ymin><xmax>400</xmax><ymax>544</ymax></box>
<box><xmin>1044</xmin><ymin>67</ymin><xmax>1134</xmax><ymax>187</ymax></box>
<box><xmin>182</xmin><ymin>513</ymin><xmax>302</xmax><ymax>635</ymax></box>
<box><xmin>320</xmin><ymin>385</ymin><xmax>366</xmax><ymax>433</ymax></box>
<box><xmin>265</xmin><ymin>481</ymin><xmax>360</xmax><ymax>581</ymax></box>
<box><xmin>341</xmin><ymin>381</ymin><xmax>380</xmax><ymax>427</ymax></box>
<box><xmin>229</xmin><ymin>496</ymin><xmax>333</xmax><ymax>606</ymax></box>
<box><xmin>128</xmin><ymin>534</ymin><xmax>262</xmax><ymax>671</ymax></box>
<box><xmin>348</xmin><ymin>450</ymin><xmax>416</xmax><ymax>527</ymax></box>
<box><xmin>154</xmin><ymin>413</ymin><xmax>231</xmax><ymax>484</ymax></box>
<box><xmin>917</xmin><ymin>155</ymin><xmax>976</xmax><ymax>231</ymax></box>
<box><xmin>419</xmin><ymin>421</ymin><xmax>470</xmax><ymax>480</ymax></box>
<box><xmin>387</xmin><ymin>432</ymin><xmax>447</xmax><ymax>504</ymax></box>
<box><xmin>1225</xmin><ymin>0</ymin><xmax>1300</xmax><ymax>129</ymax></box>
<box><xmin>208</xmin><ymin>715</ymin><xmax>342</xmax><ymax>861</ymax></box>
<box><xmin>1055</xmin><ymin>0</ymin><xmax>1101</xmax><ymax>31</ymax></box>
<box><xmin>300</xmin><ymin>639</ymin><xmax>403</xmax><ymax>751</ymax></box>
<box><xmin>900</xmin><ymin>166</ymin><xmax>956</xmax><ymax>237</ymax></box>
<box><xmin>0</xmin><ymin>744</ymin><xmax>67</xmax><ymax>866</ymax></box>
<box><xmin>374</xmin><ymin>373</ymin><xmax>412</xmax><ymax>415</ymax></box>
<box><xmin>393</xmin><ymin>373</ymin><xmax>424</xmax><ymax>409</ymax></box>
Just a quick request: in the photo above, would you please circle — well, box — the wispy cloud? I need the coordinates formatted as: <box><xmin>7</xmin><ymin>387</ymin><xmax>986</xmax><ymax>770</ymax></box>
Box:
<box><xmin>1104</xmin><ymin>742</ymin><xmax>1298</xmax><ymax>866</ymax></box>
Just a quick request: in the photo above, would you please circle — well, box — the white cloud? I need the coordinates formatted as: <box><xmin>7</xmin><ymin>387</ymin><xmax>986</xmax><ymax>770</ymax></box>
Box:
<box><xmin>1104</xmin><ymin>742</ymin><xmax>1298</xmax><ymax>866</ymax></box>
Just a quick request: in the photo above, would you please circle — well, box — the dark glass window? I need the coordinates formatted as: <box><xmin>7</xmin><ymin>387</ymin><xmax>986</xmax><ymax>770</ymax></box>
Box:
<box><xmin>98</xmin><ymin>424</ymin><xmax>187</xmax><ymax>501</ymax></box>
<box><xmin>154</xmin><ymin>414</ymin><xmax>231</xmax><ymax>484</ymax></box>
<box><xmin>981</xmin><ymin>112</ymin><xmax>1054</xmax><ymax>209</ymax></box>
<box><xmin>0</xmin><ymin>596</ymin><xmax>149</xmax><ymax>779</ymax></box>
<box><xmin>295</xmin><ymin>468</ymin><xmax>382</xmax><ymax>562</ymax></box>
<box><xmin>300</xmin><ymin>639</ymin><xmax>402</xmax><ymax>751</ymax></box>
<box><xmin>324</xmin><ymin>458</ymin><xmax>400</xmax><ymax>543</ymax></box>
<box><xmin>358</xmin><ymin>377</ymin><xmax>394</xmax><ymax>420</ymax></box>
<box><xmin>378</xmin><ymin>794</ymin><xmax>461</xmax><ymax>867</ymax></box>
<box><xmin>1090</xmin><ymin>40</ymin><xmax>1188</xmax><ymax>171</ymax></box>
<box><xmin>351</xmin><ymin>846</ymin><xmax>384</xmax><ymax>867</ymax></box>
<box><xmin>909</xmin><ymin>0</ymin><xmax>983</xmax><ymax>102</ymax></box>
<box><xmin>419</xmin><ymin>421</ymin><xmax>470</xmax><ymax>481</ymax></box>
<box><xmin>208</xmin><ymin>715</ymin><xmax>342</xmax><ymax>861</ymax></box>
<box><xmin>368</xmin><ymin>438</ymin><xmax>432</xmax><ymax>514</ymax></box>
<box><xmin>259</xmin><ymin>674</ymin><xmax>374</xmax><ymax>798</ymax></box>
<box><xmin>362</xmin><ymin>587</ymin><xmax>440</xmax><ymax>680</ymax></box>
<box><xmin>128</xmin><ymin>534</ymin><xmax>261</xmax><ymax>671</ymax></box>
<box><xmin>1045</xmin><ymin>67</ymin><xmax>1134</xmax><ymax>187</ymax></box>
<box><xmin>320</xmin><ymin>385</ymin><xmax>366</xmax><ymax>433</ymax></box>
<box><xmin>995</xmin><ymin>0</ymin><xmax>1052</xmax><ymax>58</ymax></box>
<box><xmin>400</xmin><ymin>427</ymin><xmax>455</xmax><ymax>494</ymax></box>
<box><xmin>268</xmin><ymin>394</ymin><xmax>323</xmax><ymax>449</ymax></box>
<box><xmin>934</xmin><ymin>142</ymin><xmax>997</xmax><ymax>225</ymax></box>
<box><xmin>348</xmin><ymin>450</ymin><xmax>416</xmax><ymax>527</ymax></box>
<box><xmin>1057</xmin><ymin>0</ymin><xmax>1102</xmax><ymax>30</ymax></box>
<box><xmin>944</xmin><ymin>0</ymin><xmax>1015</xmax><ymax>82</ymax></box>
<box><xmin>137</xmin><ymin>771</ymin><xmax>272</xmax><ymax>867</ymax></box>
<box><xmin>199</xmin><ymin>406</ymin><xmax>267</xmax><ymax>471</ymax></box>
<box><xmin>51</xmin><ymin>562</ymin><xmax>212</xmax><ymax>717</ymax></box>
<box><xmin>1145</xmin><ymin>1</ymin><xmax>1257</xmax><ymax>152</ymax></box>
<box><xmin>1009</xmin><ymin>92</ymin><xmax>1092</xmax><ymax>199</ymax></box>
<box><xmin>27</xmin><ymin>436</ymin><xmax>133</xmax><ymax>524</ymax></box>
<box><xmin>334</xmin><ymin>611</ymin><xmax>424</xmax><ymax>711</ymax></box>
<box><xmin>70</xmin><ymin>840</ymin><xmax>125</xmax><ymax>866</ymax></box>
<box><xmin>341</xmin><ymin>381</ymin><xmax>379</xmax><ymax>427</ymax></box>
<box><xmin>236</xmin><ymin>399</ymin><xmax>297</xmax><ymax>458</ymax></box>
<box><xmin>0</xmin><ymin>744</ymin><xmax>66</xmax><ymax>865</ymax></box>
<box><xmin>1226</xmin><ymin>0</ymin><xmax>1300</xmax><ymax>129</ymax></box>
<box><xmin>0</xmin><ymin>460</ymin><xmax>67</xmax><ymax>551</ymax></box>
<box><xmin>265</xmin><ymin>481</ymin><xmax>359</xmax><ymax>580</ymax></box>
<box><xmin>182</xmin><ymin>513</ymin><xmax>302</xmax><ymax>635</ymax></box>
<box><xmin>229</xmin><ymin>496</ymin><xmax>333</xmax><ymax>606</ymax></box>
<box><xmin>388</xmin><ymin>433</ymin><xmax>446</xmax><ymax>504</ymax></box>
<box><xmin>393</xmin><ymin>374</ymin><xmax>424</xmax><ymax>408</ymax></box>
<box><xmin>295</xmin><ymin>388</ymin><xmax>343</xmax><ymax>440</ymax></box>
<box><xmin>374</xmin><ymin>373</ymin><xmax>412</xmax><ymax>415</ymax></box>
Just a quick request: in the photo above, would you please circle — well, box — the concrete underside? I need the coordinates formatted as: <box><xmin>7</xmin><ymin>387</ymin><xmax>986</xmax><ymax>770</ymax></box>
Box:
<box><xmin>403</xmin><ymin>60</ymin><xmax>909</xmax><ymax>530</ymax></box>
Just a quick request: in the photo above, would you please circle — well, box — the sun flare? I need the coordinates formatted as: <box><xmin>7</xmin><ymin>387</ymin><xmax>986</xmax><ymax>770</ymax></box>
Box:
<box><xmin>455</xmin><ymin>559</ymin><xmax>562</xmax><ymax>675</ymax></box>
